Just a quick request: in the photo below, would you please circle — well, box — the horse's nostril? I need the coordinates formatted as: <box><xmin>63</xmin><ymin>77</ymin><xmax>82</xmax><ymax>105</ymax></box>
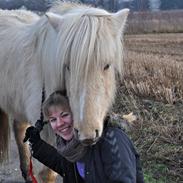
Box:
<box><xmin>95</xmin><ymin>129</ymin><xmax>99</xmax><ymax>138</ymax></box>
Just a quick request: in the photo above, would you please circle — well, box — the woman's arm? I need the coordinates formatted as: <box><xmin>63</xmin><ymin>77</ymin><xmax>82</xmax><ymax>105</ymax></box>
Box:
<box><xmin>32</xmin><ymin>139</ymin><xmax>64</xmax><ymax>176</ymax></box>
<box><xmin>24</xmin><ymin>126</ymin><xmax>64</xmax><ymax>176</ymax></box>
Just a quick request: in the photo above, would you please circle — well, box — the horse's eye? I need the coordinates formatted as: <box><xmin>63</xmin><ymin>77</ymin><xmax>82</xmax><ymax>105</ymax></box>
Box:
<box><xmin>104</xmin><ymin>64</ymin><xmax>110</xmax><ymax>70</ymax></box>
<box><xmin>65</xmin><ymin>65</ymin><xmax>70</xmax><ymax>71</ymax></box>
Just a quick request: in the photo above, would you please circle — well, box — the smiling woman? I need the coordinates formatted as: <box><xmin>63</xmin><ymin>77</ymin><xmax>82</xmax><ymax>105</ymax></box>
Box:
<box><xmin>24</xmin><ymin>91</ymin><xmax>144</xmax><ymax>183</ymax></box>
<box><xmin>43</xmin><ymin>92</ymin><xmax>74</xmax><ymax>141</ymax></box>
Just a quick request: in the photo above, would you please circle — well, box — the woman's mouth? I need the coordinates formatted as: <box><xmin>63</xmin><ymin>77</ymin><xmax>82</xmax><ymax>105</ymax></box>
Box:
<box><xmin>58</xmin><ymin>126</ymin><xmax>72</xmax><ymax>134</ymax></box>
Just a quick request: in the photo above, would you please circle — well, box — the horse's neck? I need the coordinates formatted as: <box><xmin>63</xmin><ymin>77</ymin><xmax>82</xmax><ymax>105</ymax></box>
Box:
<box><xmin>27</xmin><ymin>19</ymin><xmax>63</xmax><ymax>93</ymax></box>
<box><xmin>25</xmin><ymin>16</ymin><xmax>67</xmax><ymax>100</ymax></box>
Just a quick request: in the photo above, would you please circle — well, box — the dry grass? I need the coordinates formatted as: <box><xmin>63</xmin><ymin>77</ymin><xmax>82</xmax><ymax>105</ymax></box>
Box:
<box><xmin>124</xmin><ymin>33</ymin><xmax>183</xmax><ymax>104</ymax></box>
<box><xmin>113</xmin><ymin>33</ymin><xmax>183</xmax><ymax>182</ymax></box>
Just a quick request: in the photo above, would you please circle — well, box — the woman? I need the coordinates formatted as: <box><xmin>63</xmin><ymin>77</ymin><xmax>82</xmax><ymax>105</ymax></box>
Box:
<box><xmin>24</xmin><ymin>91</ymin><xmax>144</xmax><ymax>183</ymax></box>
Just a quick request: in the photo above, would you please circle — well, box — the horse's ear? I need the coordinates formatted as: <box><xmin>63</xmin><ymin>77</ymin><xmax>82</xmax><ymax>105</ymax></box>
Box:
<box><xmin>45</xmin><ymin>12</ymin><xmax>63</xmax><ymax>32</ymax></box>
<box><xmin>113</xmin><ymin>9</ymin><xmax>129</xmax><ymax>33</ymax></box>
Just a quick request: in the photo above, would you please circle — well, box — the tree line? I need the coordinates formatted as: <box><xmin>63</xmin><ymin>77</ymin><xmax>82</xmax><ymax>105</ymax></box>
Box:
<box><xmin>0</xmin><ymin>0</ymin><xmax>183</xmax><ymax>12</ymax></box>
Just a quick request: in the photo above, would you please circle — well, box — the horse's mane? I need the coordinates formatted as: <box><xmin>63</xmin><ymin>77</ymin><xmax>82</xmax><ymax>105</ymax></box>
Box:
<box><xmin>8</xmin><ymin>2</ymin><xmax>124</xmax><ymax>95</ymax></box>
<box><xmin>50</xmin><ymin>1</ymin><xmax>89</xmax><ymax>15</ymax></box>
<box><xmin>0</xmin><ymin>9</ymin><xmax>39</xmax><ymax>23</ymax></box>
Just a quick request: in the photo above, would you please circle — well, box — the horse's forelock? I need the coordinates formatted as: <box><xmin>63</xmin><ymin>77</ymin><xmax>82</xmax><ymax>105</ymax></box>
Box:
<box><xmin>55</xmin><ymin>11</ymin><xmax>123</xmax><ymax>94</ymax></box>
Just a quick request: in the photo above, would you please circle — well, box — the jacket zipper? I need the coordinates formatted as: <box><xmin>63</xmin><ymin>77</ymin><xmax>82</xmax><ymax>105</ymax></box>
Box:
<box><xmin>74</xmin><ymin>163</ymin><xmax>79</xmax><ymax>183</ymax></box>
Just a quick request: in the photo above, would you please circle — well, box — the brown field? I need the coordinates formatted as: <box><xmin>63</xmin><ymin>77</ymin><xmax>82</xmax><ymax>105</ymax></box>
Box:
<box><xmin>113</xmin><ymin>33</ymin><xmax>183</xmax><ymax>182</ymax></box>
<box><xmin>124</xmin><ymin>33</ymin><xmax>183</xmax><ymax>104</ymax></box>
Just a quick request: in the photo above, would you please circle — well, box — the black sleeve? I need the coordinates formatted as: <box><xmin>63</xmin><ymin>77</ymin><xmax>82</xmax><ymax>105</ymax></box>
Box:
<box><xmin>31</xmin><ymin>139</ymin><xmax>64</xmax><ymax>176</ymax></box>
<box><xmin>101</xmin><ymin>128</ymin><xmax>138</xmax><ymax>183</ymax></box>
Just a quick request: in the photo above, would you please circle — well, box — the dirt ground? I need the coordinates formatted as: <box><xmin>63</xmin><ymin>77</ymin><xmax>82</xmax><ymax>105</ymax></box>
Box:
<box><xmin>0</xmin><ymin>125</ymin><xmax>62</xmax><ymax>183</ymax></box>
<box><xmin>0</xmin><ymin>125</ymin><xmax>26</xmax><ymax>183</ymax></box>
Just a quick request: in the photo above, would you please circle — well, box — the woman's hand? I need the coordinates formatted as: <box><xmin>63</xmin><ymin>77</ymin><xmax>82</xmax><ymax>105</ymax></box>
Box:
<box><xmin>23</xmin><ymin>126</ymin><xmax>41</xmax><ymax>144</ymax></box>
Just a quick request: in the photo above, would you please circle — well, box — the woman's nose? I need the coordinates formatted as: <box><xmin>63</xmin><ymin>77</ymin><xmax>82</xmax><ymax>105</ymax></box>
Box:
<box><xmin>56</xmin><ymin>117</ymin><xmax>64</xmax><ymax>127</ymax></box>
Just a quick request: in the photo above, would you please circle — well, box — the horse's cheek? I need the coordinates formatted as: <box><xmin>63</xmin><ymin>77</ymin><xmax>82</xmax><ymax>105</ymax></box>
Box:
<box><xmin>104</xmin><ymin>71</ymin><xmax>115</xmax><ymax>98</ymax></box>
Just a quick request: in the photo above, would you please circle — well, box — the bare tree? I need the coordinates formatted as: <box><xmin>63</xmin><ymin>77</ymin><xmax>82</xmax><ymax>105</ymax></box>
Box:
<box><xmin>0</xmin><ymin>0</ymin><xmax>23</xmax><ymax>10</ymax></box>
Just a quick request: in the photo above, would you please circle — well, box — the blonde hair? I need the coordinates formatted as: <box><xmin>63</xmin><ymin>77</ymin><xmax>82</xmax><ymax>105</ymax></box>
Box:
<box><xmin>43</xmin><ymin>91</ymin><xmax>70</xmax><ymax>119</ymax></box>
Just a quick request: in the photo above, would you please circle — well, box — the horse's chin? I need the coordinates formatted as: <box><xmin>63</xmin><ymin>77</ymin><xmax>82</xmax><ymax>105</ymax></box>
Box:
<box><xmin>80</xmin><ymin>137</ymin><xmax>99</xmax><ymax>146</ymax></box>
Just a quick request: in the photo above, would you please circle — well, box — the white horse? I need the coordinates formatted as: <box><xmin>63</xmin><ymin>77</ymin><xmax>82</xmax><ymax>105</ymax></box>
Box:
<box><xmin>0</xmin><ymin>2</ymin><xmax>129</xmax><ymax>182</ymax></box>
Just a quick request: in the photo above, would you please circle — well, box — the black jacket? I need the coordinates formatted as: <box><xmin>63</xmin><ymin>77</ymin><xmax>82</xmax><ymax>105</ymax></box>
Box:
<box><xmin>32</xmin><ymin>126</ymin><xmax>144</xmax><ymax>183</ymax></box>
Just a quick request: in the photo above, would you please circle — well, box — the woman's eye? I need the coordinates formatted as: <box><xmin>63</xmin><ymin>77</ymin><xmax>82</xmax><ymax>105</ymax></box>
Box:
<box><xmin>61</xmin><ymin>113</ymin><xmax>69</xmax><ymax>118</ymax></box>
<box><xmin>50</xmin><ymin>118</ymin><xmax>56</xmax><ymax>123</ymax></box>
<box><xmin>104</xmin><ymin>64</ymin><xmax>110</xmax><ymax>70</ymax></box>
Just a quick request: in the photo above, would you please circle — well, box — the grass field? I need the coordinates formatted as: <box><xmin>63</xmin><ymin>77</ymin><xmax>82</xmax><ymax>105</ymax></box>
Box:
<box><xmin>113</xmin><ymin>33</ymin><xmax>183</xmax><ymax>183</ymax></box>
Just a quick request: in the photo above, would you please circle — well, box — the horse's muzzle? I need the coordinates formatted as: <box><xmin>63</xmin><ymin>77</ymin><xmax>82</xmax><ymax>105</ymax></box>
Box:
<box><xmin>76</xmin><ymin>129</ymin><xmax>100</xmax><ymax>146</ymax></box>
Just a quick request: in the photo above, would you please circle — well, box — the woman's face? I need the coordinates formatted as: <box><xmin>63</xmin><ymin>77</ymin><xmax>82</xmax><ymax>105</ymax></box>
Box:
<box><xmin>48</xmin><ymin>105</ymin><xmax>74</xmax><ymax>141</ymax></box>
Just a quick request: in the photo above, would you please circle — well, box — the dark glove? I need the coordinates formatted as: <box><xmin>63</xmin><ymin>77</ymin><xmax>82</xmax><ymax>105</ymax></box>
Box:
<box><xmin>23</xmin><ymin>126</ymin><xmax>41</xmax><ymax>144</ymax></box>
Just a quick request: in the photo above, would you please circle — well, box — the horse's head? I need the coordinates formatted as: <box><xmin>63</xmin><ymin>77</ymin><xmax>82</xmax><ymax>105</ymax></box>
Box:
<box><xmin>46</xmin><ymin>4</ymin><xmax>129</xmax><ymax>144</ymax></box>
